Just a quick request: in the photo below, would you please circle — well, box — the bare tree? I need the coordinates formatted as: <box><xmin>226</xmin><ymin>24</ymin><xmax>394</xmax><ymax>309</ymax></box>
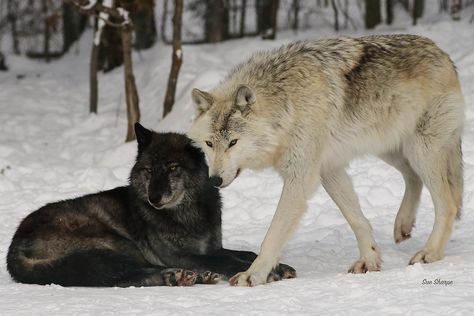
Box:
<box><xmin>122</xmin><ymin>21</ymin><xmax>140</xmax><ymax>141</ymax></box>
<box><xmin>386</xmin><ymin>0</ymin><xmax>393</xmax><ymax>25</ymax></box>
<box><xmin>239</xmin><ymin>0</ymin><xmax>246</xmax><ymax>37</ymax></box>
<box><xmin>451</xmin><ymin>0</ymin><xmax>462</xmax><ymax>20</ymax></box>
<box><xmin>89</xmin><ymin>43</ymin><xmax>99</xmax><ymax>114</ymax></box>
<box><xmin>62</xmin><ymin>1</ymin><xmax>87</xmax><ymax>53</ymax></box>
<box><xmin>331</xmin><ymin>0</ymin><xmax>339</xmax><ymax>31</ymax></box>
<box><xmin>336</xmin><ymin>0</ymin><xmax>357</xmax><ymax>31</ymax></box>
<box><xmin>0</xmin><ymin>52</ymin><xmax>8</xmax><ymax>71</ymax></box>
<box><xmin>365</xmin><ymin>0</ymin><xmax>381</xmax><ymax>29</ymax></box>
<box><xmin>440</xmin><ymin>0</ymin><xmax>449</xmax><ymax>12</ymax></box>
<box><xmin>205</xmin><ymin>0</ymin><xmax>229</xmax><ymax>43</ymax></box>
<box><xmin>130</xmin><ymin>0</ymin><xmax>157</xmax><ymax>50</ymax></box>
<box><xmin>257</xmin><ymin>0</ymin><xmax>279</xmax><ymax>40</ymax></box>
<box><xmin>161</xmin><ymin>0</ymin><xmax>169</xmax><ymax>43</ymax></box>
<box><xmin>343</xmin><ymin>0</ymin><xmax>348</xmax><ymax>28</ymax></box>
<box><xmin>292</xmin><ymin>0</ymin><xmax>300</xmax><ymax>31</ymax></box>
<box><xmin>7</xmin><ymin>0</ymin><xmax>20</xmax><ymax>55</ymax></box>
<box><xmin>400</xmin><ymin>0</ymin><xmax>409</xmax><ymax>11</ymax></box>
<box><xmin>413</xmin><ymin>0</ymin><xmax>424</xmax><ymax>25</ymax></box>
<box><xmin>66</xmin><ymin>0</ymin><xmax>140</xmax><ymax>142</ymax></box>
<box><xmin>163</xmin><ymin>0</ymin><xmax>183</xmax><ymax>118</ymax></box>
<box><xmin>42</xmin><ymin>0</ymin><xmax>51</xmax><ymax>62</ymax></box>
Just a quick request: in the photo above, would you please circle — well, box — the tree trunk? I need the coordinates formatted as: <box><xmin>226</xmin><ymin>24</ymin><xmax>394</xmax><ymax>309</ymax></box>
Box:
<box><xmin>62</xmin><ymin>2</ymin><xmax>87</xmax><ymax>53</ymax></box>
<box><xmin>412</xmin><ymin>0</ymin><xmax>424</xmax><ymax>25</ymax></box>
<box><xmin>98</xmin><ymin>15</ymin><xmax>124</xmax><ymax>72</ymax></box>
<box><xmin>400</xmin><ymin>0</ymin><xmax>409</xmax><ymax>11</ymax></box>
<box><xmin>292</xmin><ymin>0</ymin><xmax>299</xmax><ymax>31</ymax></box>
<box><xmin>42</xmin><ymin>0</ymin><xmax>51</xmax><ymax>62</ymax></box>
<box><xmin>451</xmin><ymin>0</ymin><xmax>462</xmax><ymax>20</ymax></box>
<box><xmin>0</xmin><ymin>52</ymin><xmax>8</xmax><ymax>71</ymax></box>
<box><xmin>365</xmin><ymin>0</ymin><xmax>381</xmax><ymax>29</ymax></box>
<box><xmin>440</xmin><ymin>0</ymin><xmax>448</xmax><ymax>12</ymax></box>
<box><xmin>386</xmin><ymin>0</ymin><xmax>393</xmax><ymax>24</ymax></box>
<box><xmin>259</xmin><ymin>0</ymin><xmax>279</xmax><ymax>40</ymax></box>
<box><xmin>90</xmin><ymin>43</ymin><xmax>99</xmax><ymax>114</ymax></box>
<box><xmin>122</xmin><ymin>24</ymin><xmax>140</xmax><ymax>142</ymax></box>
<box><xmin>231</xmin><ymin>0</ymin><xmax>237</xmax><ymax>35</ymax></box>
<box><xmin>239</xmin><ymin>0</ymin><xmax>246</xmax><ymax>37</ymax></box>
<box><xmin>331</xmin><ymin>0</ymin><xmax>339</xmax><ymax>31</ymax></box>
<box><xmin>163</xmin><ymin>0</ymin><xmax>183</xmax><ymax>118</ymax></box>
<box><xmin>343</xmin><ymin>0</ymin><xmax>348</xmax><ymax>29</ymax></box>
<box><xmin>205</xmin><ymin>0</ymin><xmax>229</xmax><ymax>43</ymax></box>
<box><xmin>7</xmin><ymin>0</ymin><xmax>20</xmax><ymax>55</ymax></box>
<box><xmin>130</xmin><ymin>0</ymin><xmax>157</xmax><ymax>50</ymax></box>
<box><xmin>161</xmin><ymin>0</ymin><xmax>170</xmax><ymax>43</ymax></box>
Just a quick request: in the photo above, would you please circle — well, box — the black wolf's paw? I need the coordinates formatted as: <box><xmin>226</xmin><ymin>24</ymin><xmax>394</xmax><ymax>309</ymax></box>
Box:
<box><xmin>267</xmin><ymin>263</ymin><xmax>297</xmax><ymax>283</ymax></box>
<box><xmin>196</xmin><ymin>271</ymin><xmax>221</xmax><ymax>284</ymax></box>
<box><xmin>161</xmin><ymin>268</ymin><xmax>197</xmax><ymax>286</ymax></box>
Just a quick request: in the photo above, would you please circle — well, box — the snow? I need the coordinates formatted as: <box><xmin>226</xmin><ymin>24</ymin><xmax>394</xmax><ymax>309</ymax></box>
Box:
<box><xmin>176</xmin><ymin>49</ymin><xmax>182</xmax><ymax>59</ymax></box>
<box><xmin>1</xmin><ymin>7</ymin><xmax>474</xmax><ymax>316</ymax></box>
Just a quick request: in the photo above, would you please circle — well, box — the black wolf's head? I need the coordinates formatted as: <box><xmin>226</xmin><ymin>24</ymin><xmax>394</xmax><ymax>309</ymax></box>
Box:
<box><xmin>130</xmin><ymin>123</ymin><xmax>210</xmax><ymax>210</ymax></box>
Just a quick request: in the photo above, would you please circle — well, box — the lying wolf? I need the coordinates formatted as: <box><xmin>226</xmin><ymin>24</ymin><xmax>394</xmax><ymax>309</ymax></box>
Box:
<box><xmin>188</xmin><ymin>35</ymin><xmax>464</xmax><ymax>286</ymax></box>
<box><xmin>7</xmin><ymin>123</ymin><xmax>296</xmax><ymax>287</ymax></box>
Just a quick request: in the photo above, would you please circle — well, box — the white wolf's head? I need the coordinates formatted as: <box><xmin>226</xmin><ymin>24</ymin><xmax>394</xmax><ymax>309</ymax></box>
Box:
<box><xmin>188</xmin><ymin>85</ymin><xmax>273</xmax><ymax>188</ymax></box>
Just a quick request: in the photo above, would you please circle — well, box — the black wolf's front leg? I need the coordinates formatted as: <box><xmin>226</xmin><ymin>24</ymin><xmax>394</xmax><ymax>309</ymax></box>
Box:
<box><xmin>166</xmin><ymin>248</ymin><xmax>296</xmax><ymax>282</ymax></box>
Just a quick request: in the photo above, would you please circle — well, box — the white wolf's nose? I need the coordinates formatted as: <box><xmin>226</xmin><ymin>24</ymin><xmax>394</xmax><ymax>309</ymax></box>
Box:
<box><xmin>209</xmin><ymin>176</ymin><xmax>223</xmax><ymax>187</ymax></box>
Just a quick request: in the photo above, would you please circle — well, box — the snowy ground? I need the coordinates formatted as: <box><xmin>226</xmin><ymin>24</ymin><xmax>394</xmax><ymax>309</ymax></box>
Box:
<box><xmin>1</xmin><ymin>10</ymin><xmax>474</xmax><ymax>316</ymax></box>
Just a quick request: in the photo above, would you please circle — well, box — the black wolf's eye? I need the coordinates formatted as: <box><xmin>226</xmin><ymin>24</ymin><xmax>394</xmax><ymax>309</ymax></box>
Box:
<box><xmin>205</xmin><ymin>141</ymin><xmax>213</xmax><ymax>148</ymax></box>
<box><xmin>144</xmin><ymin>167</ymin><xmax>152</xmax><ymax>174</ymax></box>
<box><xmin>229</xmin><ymin>139</ymin><xmax>238</xmax><ymax>148</ymax></box>
<box><xmin>169</xmin><ymin>163</ymin><xmax>179</xmax><ymax>172</ymax></box>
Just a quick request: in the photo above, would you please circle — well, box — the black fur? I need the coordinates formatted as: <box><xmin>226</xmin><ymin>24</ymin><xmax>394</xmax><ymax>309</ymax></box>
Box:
<box><xmin>7</xmin><ymin>123</ymin><xmax>295</xmax><ymax>287</ymax></box>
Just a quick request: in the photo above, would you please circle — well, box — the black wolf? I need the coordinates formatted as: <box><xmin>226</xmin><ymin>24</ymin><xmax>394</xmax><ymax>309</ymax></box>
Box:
<box><xmin>6</xmin><ymin>123</ymin><xmax>296</xmax><ymax>287</ymax></box>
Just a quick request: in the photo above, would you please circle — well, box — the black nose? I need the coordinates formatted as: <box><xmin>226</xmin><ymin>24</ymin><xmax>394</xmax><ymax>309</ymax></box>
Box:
<box><xmin>209</xmin><ymin>176</ymin><xmax>223</xmax><ymax>187</ymax></box>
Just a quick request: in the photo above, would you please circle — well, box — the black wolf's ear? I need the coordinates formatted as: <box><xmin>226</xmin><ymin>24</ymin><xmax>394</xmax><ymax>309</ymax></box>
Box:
<box><xmin>134</xmin><ymin>123</ymin><xmax>153</xmax><ymax>149</ymax></box>
<box><xmin>192</xmin><ymin>88</ymin><xmax>213</xmax><ymax>118</ymax></box>
<box><xmin>235</xmin><ymin>85</ymin><xmax>256</xmax><ymax>112</ymax></box>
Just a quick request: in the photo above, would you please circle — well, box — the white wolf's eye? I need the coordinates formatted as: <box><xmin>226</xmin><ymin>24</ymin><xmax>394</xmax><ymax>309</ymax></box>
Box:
<box><xmin>229</xmin><ymin>139</ymin><xmax>238</xmax><ymax>148</ymax></box>
<box><xmin>205</xmin><ymin>141</ymin><xmax>213</xmax><ymax>148</ymax></box>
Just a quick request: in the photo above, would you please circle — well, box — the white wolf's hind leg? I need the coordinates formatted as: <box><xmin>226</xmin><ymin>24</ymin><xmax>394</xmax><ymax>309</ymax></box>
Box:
<box><xmin>322</xmin><ymin>169</ymin><xmax>382</xmax><ymax>273</ymax></box>
<box><xmin>405</xmin><ymin>130</ymin><xmax>461</xmax><ymax>264</ymax></box>
<box><xmin>379</xmin><ymin>152</ymin><xmax>423</xmax><ymax>243</ymax></box>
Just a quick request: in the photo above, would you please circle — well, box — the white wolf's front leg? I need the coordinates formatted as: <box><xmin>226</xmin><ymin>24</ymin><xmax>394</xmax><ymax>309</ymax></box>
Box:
<box><xmin>229</xmin><ymin>179</ymin><xmax>310</xmax><ymax>286</ymax></box>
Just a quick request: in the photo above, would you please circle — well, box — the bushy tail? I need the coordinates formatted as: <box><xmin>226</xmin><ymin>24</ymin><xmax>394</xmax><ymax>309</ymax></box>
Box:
<box><xmin>447</xmin><ymin>138</ymin><xmax>463</xmax><ymax>219</ymax></box>
<box><xmin>7</xmin><ymin>247</ymin><xmax>164</xmax><ymax>287</ymax></box>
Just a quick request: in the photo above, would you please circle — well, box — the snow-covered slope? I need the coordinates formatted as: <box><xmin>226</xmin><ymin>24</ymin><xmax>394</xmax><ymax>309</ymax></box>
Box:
<box><xmin>1</xmin><ymin>13</ymin><xmax>474</xmax><ymax>316</ymax></box>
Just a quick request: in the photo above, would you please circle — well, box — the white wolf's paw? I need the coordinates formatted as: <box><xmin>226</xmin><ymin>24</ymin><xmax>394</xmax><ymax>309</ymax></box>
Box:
<box><xmin>228</xmin><ymin>271</ymin><xmax>268</xmax><ymax>287</ymax></box>
<box><xmin>394</xmin><ymin>217</ymin><xmax>415</xmax><ymax>243</ymax></box>
<box><xmin>409</xmin><ymin>249</ymin><xmax>443</xmax><ymax>265</ymax></box>
<box><xmin>348</xmin><ymin>251</ymin><xmax>382</xmax><ymax>274</ymax></box>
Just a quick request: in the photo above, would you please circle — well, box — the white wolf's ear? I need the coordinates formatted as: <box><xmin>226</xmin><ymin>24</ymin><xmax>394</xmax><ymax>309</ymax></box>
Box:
<box><xmin>235</xmin><ymin>85</ymin><xmax>256</xmax><ymax>113</ymax></box>
<box><xmin>192</xmin><ymin>88</ymin><xmax>213</xmax><ymax>117</ymax></box>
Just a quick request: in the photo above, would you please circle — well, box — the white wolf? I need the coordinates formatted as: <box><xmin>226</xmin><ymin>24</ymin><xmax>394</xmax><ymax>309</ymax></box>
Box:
<box><xmin>188</xmin><ymin>35</ymin><xmax>464</xmax><ymax>286</ymax></box>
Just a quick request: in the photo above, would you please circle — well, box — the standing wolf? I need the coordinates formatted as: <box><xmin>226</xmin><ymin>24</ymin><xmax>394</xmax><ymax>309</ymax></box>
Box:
<box><xmin>188</xmin><ymin>35</ymin><xmax>464</xmax><ymax>286</ymax></box>
<box><xmin>7</xmin><ymin>123</ymin><xmax>295</xmax><ymax>287</ymax></box>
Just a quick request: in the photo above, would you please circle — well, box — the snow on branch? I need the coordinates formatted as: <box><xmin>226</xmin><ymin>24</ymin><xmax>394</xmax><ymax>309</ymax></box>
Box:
<box><xmin>80</xmin><ymin>0</ymin><xmax>97</xmax><ymax>10</ymax></box>
<box><xmin>94</xmin><ymin>0</ymin><xmax>113</xmax><ymax>45</ymax></box>
<box><xmin>64</xmin><ymin>0</ymin><xmax>131</xmax><ymax>26</ymax></box>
